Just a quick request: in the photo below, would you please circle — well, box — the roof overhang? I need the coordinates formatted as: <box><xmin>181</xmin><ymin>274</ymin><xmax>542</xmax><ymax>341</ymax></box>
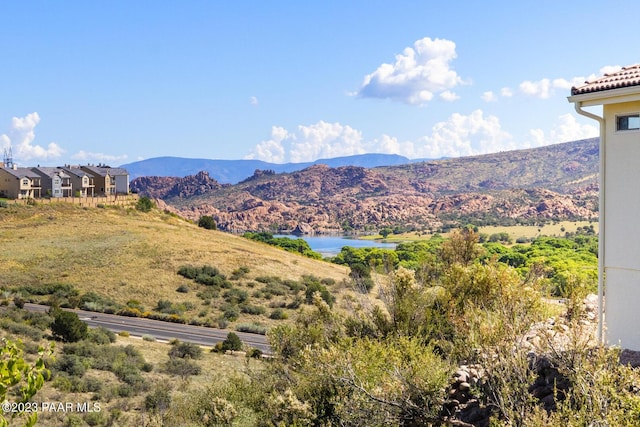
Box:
<box><xmin>568</xmin><ymin>85</ymin><xmax>640</xmax><ymax>107</ymax></box>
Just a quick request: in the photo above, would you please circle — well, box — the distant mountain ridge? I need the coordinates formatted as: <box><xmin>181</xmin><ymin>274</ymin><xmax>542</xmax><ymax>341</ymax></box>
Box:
<box><xmin>121</xmin><ymin>153</ymin><xmax>414</xmax><ymax>183</ymax></box>
<box><xmin>131</xmin><ymin>138</ymin><xmax>600</xmax><ymax>233</ymax></box>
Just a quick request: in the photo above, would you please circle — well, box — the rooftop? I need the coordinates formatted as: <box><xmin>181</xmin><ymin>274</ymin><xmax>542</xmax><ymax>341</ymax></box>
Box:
<box><xmin>571</xmin><ymin>64</ymin><xmax>640</xmax><ymax>96</ymax></box>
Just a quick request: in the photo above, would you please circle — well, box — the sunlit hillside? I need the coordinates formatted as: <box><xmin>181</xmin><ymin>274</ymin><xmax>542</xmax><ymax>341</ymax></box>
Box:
<box><xmin>0</xmin><ymin>202</ymin><xmax>349</xmax><ymax>328</ymax></box>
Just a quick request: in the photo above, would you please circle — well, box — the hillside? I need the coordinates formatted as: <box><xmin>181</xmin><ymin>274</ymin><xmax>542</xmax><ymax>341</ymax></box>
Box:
<box><xmin>131</xmin><ymin>138</ymin><xmax>599</xmax><ymax>233</ymax></box>
<box><xmin>0</xmin><ymin>203</ymin><xmax>349</xmax><ymax>328</ymax></box>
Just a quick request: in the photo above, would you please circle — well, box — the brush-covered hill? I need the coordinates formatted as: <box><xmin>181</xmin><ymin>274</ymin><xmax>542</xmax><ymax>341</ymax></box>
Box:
<box><xmin>131</xmin><ymin>138</ymin><xmax>599</xmax><ymax>233</ymax></box>
<box><xmin>0</xmin><ymin>202</ymin><xmax>349</xmax><ymax>328</ymax></box>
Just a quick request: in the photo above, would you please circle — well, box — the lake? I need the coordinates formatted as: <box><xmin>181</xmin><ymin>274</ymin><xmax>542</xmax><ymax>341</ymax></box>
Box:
<box><xmin>275</xmin><ymin>235</ymin><xmax>397</xmax><ymax>257</ymax></box>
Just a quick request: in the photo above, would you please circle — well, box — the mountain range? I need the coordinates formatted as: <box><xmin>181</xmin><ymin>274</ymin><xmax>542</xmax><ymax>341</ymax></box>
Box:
<box><xmin>121</xmin><ymin>153</ymin><xmax>418</xmax><ymax>183</ymax></box>
<box><xmin>130</xmin><ymin>138</ymin><xmax>600</xmax><ymax>234</ymax></box>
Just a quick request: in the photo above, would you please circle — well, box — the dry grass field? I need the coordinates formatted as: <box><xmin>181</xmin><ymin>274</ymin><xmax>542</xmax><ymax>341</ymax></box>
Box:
<box><xmin>0</xmin><ymin>202</ymin><xmax>350</xmax><ymax>328</ymax></box>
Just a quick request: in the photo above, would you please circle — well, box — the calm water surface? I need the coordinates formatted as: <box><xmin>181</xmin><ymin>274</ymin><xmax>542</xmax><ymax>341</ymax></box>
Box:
<box><xmin>275</xmin><ymin>235</ymin><xmax>396</xmax><ymax>257</ymax></box>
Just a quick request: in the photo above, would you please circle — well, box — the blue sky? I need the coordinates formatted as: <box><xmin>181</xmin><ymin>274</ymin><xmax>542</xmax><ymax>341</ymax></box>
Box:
<box><xmin>1</xmin><ymin>1</ymin><xmax>638</xmax><ymax>167</ymax></box>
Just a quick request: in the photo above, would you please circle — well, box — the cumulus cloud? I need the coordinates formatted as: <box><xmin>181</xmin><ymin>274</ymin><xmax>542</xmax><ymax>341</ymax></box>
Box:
<box><xmin>356</xmin><ymin>37</ymin><xmax>464</xmax><ymax>105</ymax></box>
<box><xmin>482</xmin><ymin>91</ymin><xmax>498</xmax><ymax>102</ymax></box>
<box><xmin>0</xmin><ymin>112</ymin><xmax>64</xmax><ymax>162</ymax></box>
<box><xmin>250</xmin><ymin>96</ymin><xmax>258</xmax><ymax>106</ymax></box>
<box><xmin>71</xmin><ymin>150</ymin><xmax>128</xmax><ymax>163</ymax></box>
<box><xmin>500</xmin><ymin>87</ymin><xmax>513</xmax><ymax>97</ymax></box>
<box><xmin>245</xmin><ymin>122</ymin><xmax>365</xmax><ymax>163</ymax></box>
<box><xmin>519</xmin><ymin>65</ymin><xmax>624</xmax><ymax>99</ymax></box>
<box><xmin>526</xmin><ymin>113</ymin><xmax>598</xmax><ymax>147</ymax></box>
<box><xmin>412</xmin><ymin>110</ymin><xmax>515</xmax><ymax>158</ymax></box>
<box><xmin>246</xmin><ymin>112</ymin><xmax>518</xmax><ymax>162</ymax></box>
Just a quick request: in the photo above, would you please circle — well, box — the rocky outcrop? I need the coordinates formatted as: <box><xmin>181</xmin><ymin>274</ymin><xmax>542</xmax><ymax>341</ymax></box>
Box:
<box><xmin>131</xmin><ymin>171</ymin><xmax>227</xmax><ymax>199</ymax></box>
<box><xmin>130</xmin><ymin>139</ymin><xmax>600</xmax><ymax>232</ymax></box>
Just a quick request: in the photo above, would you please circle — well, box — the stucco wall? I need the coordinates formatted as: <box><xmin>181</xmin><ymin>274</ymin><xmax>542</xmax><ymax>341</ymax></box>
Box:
<box><xmin>603</xmin><ymin>100</ymin><xmax>640</xmax><ymax>348</ymax></box>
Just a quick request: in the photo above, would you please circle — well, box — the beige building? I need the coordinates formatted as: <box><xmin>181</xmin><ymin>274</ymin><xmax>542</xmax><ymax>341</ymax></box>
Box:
<box><xmin>569</xmin><ymin>64</ymin><xmax>640</xmax><ymax>350</ymax></box>
<box><xmin>0</xmin><ymin>166</ymin><xmax>42</xmax><ymax>199</ymax></box>
<box><xmin>62</xmin><ymin>167</ymin><xmax>96</xmax><ymax>197</ymax></box>
<box><xmin>81</xmin><ymin>166</ymin><xmax>116</xmax><ymax>196</ymax></box>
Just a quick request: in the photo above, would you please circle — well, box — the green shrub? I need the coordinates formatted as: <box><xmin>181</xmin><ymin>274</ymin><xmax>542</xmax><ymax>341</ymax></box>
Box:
<box><xmin>198</xmin><ymin>215</ymin><xmax>217</xmax><ymax>230</ymax></box>
<box><xmin>241</xmin><ymin>304</ymin><xmax>266</xmax><ymax>315</ymax></box>
<box><xmin>51</xmin><ymin>310</ymin><xmax>88</xmax><ymax>342</ymax></box>
<box><xmin>145</xmin><ymin>387</ymin><xmax>172</xmax><ymax>413</ymax></box>
<box><xmin>235</xmin><ymin>323</ymin><xmax>267</xmax><ymax>335</ymax></box>
<box><xmin>163</xmin><ymin>358</ymin><xmax>201</xmax><ymax>379</ymax></box>
<box><xmin>223</xmin><ymin>288</ymin><xmax>249</xmax><ymax>304</ymax></box>
<box><xmin>142</xmin><ymin>334</ymin><xmax>156</xmax><ymax>342</ymax></box>
<box><xmin>136</xmin><ymin>196</ymin><xmax>155</xmax><ymax>212</ymax></box>
<box><xmin>168</xmin><ymin>341</ymin><xmax>203</xmax><ymax>360</ymax></box>
<box><xmin>230</xmin><ymin>266</ymin><xmax>250</xmax><ymax>280</ymax></box>
<box><xmin>86</xmin><ymin>327</ymin><xmax>116</xmax><ymax>345</ymax></box>
<box><xmin>304</xmin><ymin>280</ymin><xmax>335</xmax><ymax>308</ymax></box>
<box><xmin>176</xmin><ymin>284</ymin><xmax>189</xmax><ymax>293</ymax></box>
<box><xmin>269</xmin><ymin>308</ymin><xmax>288</xmax><ymax>320</ymax></box>
<box><xmin>54</xmin><ymin>354</ymin><xmax>87</xmax><ymax>377</ymax></box>
<box><xmin>220</xmin><ymin>332</ymin><xmax>243</xmax><ymax>351</ymax></box>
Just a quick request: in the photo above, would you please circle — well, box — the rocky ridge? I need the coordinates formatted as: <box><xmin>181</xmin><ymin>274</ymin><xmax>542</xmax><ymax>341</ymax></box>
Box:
<box><xmin>131</xmin><ymin>138</ymin><xmax>600</xmax><ymax>233</ymax></box>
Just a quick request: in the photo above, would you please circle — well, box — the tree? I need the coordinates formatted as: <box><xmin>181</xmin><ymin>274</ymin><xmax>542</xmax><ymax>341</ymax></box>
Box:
<box><xmin>0</xmin><ymin>338</ymin><xmax>52</xmax><ymax>427</ymax></box>
<box><xmin>221</xmin><ymin>332</ymin><xmax>243</xmax><ymax>352</ymax></box>
<box><xmin>379</xmin><ymin>227</ymin><xmax>392</xmax><ymax>239</ymax></box>
<box><xmin>198</xmin><ymin>215</ymin><xmax>217</xmax><ymax>230</ymax></box>
<box><xmin>50</xmin><ymin>309</ymin><xmax>88</xmax><ymax>343</ymax></box>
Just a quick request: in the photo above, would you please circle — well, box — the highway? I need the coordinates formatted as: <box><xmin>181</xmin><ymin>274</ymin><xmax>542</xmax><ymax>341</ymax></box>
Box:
<box><xmin>23</xmin><ymin>303</ymin><xmax>272</xmax><ymax>354</ymax></box>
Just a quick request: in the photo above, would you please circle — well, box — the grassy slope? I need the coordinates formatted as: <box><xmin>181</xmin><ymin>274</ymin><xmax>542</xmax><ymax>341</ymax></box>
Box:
<box><xmin>0</xmin><ymin>203</ymin><xmax>349</xmax><ymax>323</ymax></box>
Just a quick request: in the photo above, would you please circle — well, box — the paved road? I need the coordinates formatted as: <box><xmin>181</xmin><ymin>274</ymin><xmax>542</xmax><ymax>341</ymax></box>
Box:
<box><xmin>23</xmin><ymin>303</ymin><xmax>272</xmax><ymax>354</ymax></box>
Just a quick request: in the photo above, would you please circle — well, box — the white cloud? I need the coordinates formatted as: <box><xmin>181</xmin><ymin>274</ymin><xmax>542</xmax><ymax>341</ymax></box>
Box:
<box><xmin>519</xmin><ymin>78</ymin><xmax>553</xmax><ymax>99</ymax></box>
<box><xmin>413</xmin><ymin>110</ymin><xmax>514</xmax><ymax>158</ymax></box>
<box><xmin>246</xmin><ymin>111</ymin><xmax>518</xmax><ymax>162</ymax></box>
<box><xmin>0</xmin><ymin>112</ymin><xmax>64</xmax><ymax>162</ymax></box>
<box><xmin>250</xmin><ymin>96</ymin><xmax>258</xmax><ymax>106</ymax></box>
<box><xmin>356</xmin><ymin>37</ymin><xmax>464</xmax><ymax>105</ymax></box>
<box><xmin>440</xmin><ymin>90</ymin><xmax>460</xmax><ymax>102</ymax></box>
<box><xmin>518</xmin><ymin>65</ymin><xmax>624</xmax><ymax>99</ymax></box>
<box><xmin>500</xmin><ymin>87</ymin><xmax>513</xmax><ymax>97</ymax></box>
<box><xmin>71</xmin><ymin>150</ymin><xmax>128</xmax><ymax>163</ymax></box>
<box><xmin>526</xmin><ymin>113</ymin><xmax>598</xmax><ymax>147</ymax></box>
<box><xmin>482</xmin><ymin>91</ymin><xmax>497</xmax><ymax>102</ymax></box>
<box><xmin>245</xmin><ymin>121</ymin><xmax>365</xmax><ymax>163</ymax></box>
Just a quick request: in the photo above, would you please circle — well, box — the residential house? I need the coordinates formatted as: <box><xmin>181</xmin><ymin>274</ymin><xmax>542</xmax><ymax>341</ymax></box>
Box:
<box><xmin>568</xmin><ymin>64</ymin><xmax>640</xmax><ymax>350</ymax></box>
<box><xmin>62</xmin><ymin>166</ymin><xmax>95</xmax><ymax>197</ymax></box>
<box><xmin>108</xmin><ymin>167</ymin><xmax>130</xmax><ymax>194</ymax></box>
<box><xmin>81</xmin><ymin>166</ymin><xmax>116</xmax><ymax>196</ymax></box>
<box><xmin>32</xmin><ymin>167</ymin><xmax>73</xmax><ymax>198</ymax></box>
<box><xmin>0</xmin><ymin>165</ymin><xmax>42</xmax><ymax>199</ymax></box>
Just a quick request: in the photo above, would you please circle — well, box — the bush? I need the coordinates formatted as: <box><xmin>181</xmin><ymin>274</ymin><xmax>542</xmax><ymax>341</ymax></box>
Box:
<box><xmin>145</xmin><ymin>387</ymin><xmax>172</xmax><ymax>413</ymax></box>
<box><xmin>198</xmin><ymin>215</ymin><xmax>217</xmax><ymax>230</ymax></box>
<box><xmin>163</xmin><ymin>358</ymin><xmax>201</xmax><ymax>379</ymax></box>
<box><xmin>86</xmin><ymin>327</ymin><xmax>116</xmax><ymax>345</ymax></box>
<box><xmin>235</xmin><ymin>323</ymin><xmax>267</xmax><ymax>335</ymax></box>
<box><xmin>221</xmin><ymin>332</ymin><xmax>243</xmax><ymax>351</ymax></box>
<box><xmin>176</xmin><ymin>284</ymin><xmax>189</xmax><ymax>293</ymax></box>
<box><xmin>269</xmin><ymin>308</ymin><xmax>288</xmax><ymax>320</ymax></box>
<box><xmin>168</xmin><ymin>341</ymin><xmax>203</xmax><ymax>360</ymax></box>
<box><xmin>51</xmin><ymin>310</ymin><xmax>88</xmax><ymax>342</ymax></box>
<box><xmin>136</xmin><ymin>196</ymin><xmax>155</xmax><ymax>212</ymax></box>
<box><xmin>54</xmin><ymin>354</ymin><xmax>87</xmax><ymax>377</ymax></box>
<box><xmin>241</xmin><ymin>304</ymin><xmax>266</xmax><ymax>315</ymax></box>
<box><xmin>142</xmin><ymin>334</ymin><xmax>156</xmax><ymax>342</ymax></box>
